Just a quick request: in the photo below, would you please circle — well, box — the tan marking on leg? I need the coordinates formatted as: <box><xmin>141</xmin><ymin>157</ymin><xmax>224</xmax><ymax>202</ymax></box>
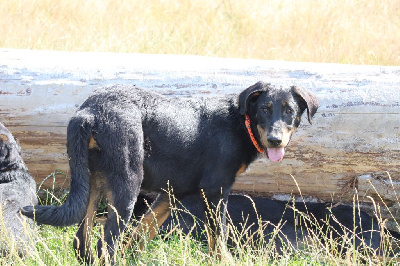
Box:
<box><xmin>127</xmin><ymin>193</ymin><xmax>171</xmax><ymax>250</ymax></box>
<box><xmin>88</xmin><ymin>135</ymin><xmax>98</xmax><ymax>149</ymax></box>
<box><xmin>0</xmin><ymin>134</ymin><xmax>8</xmax><ymax>142</ymax></box>
<box><xmin>201</xmin><ymin>192</ymin><xmax>220</xmax><ymax>257</ymax></box>
<box><xmin>236</xmin><ymin>163</ymin><xmax>248</xmax><ymax>176</ymax></box>
<box><xmin>205</xmin><ymin>225</ymin><xmax>216</xmax><ymax>255</ymax></box>
<box><xmin>78</xmin><ymin>174</ymin><xmax>104</xmax><ymax>263</ymax></box>
<box><xmin>142</xmin><ymin>200</ymin><xmax>171</xmax><ymax>240</ymax></box>
<box><xmin>204</xmin><ymin>212</ymin><xmax>223</xmax><ymax>259</ymax></box>
<box><xmin>100</xmin><ymin>188</ymin><xmax>114</xmax><ymax>262</ymax></box>
<box><xmin>81</xmin><ymin>195</ymin><xmax>98</xmax><ymax>262</ymax></box>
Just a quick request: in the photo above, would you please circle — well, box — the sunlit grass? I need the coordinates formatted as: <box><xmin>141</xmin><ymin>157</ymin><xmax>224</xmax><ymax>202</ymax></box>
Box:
<box><xmin>5</xmin><ymin>196</ymin><xmax>398</xmax><ymax>265</ymax></box>
<box><xmin>1</xmin><ymin>0</ymin><xmax>399</xmax><ymax>65</ymax></box>
<box><xmin>0</xmin><ymin>171</ymin><xmax>398</xmax><ymax>265</ymax></box>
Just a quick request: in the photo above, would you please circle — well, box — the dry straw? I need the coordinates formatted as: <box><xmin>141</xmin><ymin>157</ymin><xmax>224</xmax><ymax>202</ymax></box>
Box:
<box><xmin>1</xmin><ymin>0</ymin><xmax>399</xmax><ymax>65</ymax></box>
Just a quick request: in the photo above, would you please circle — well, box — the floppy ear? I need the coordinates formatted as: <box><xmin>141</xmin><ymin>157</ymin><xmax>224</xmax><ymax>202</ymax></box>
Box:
<box><xmin>239</xmin><ymin>82</ymin><xmax>270</xmax><ymax>115</ymax></box>
<box><xmin>292</xmin><ymin>86</ymin><xmax>319</xmax><ymax>124</ymax></box>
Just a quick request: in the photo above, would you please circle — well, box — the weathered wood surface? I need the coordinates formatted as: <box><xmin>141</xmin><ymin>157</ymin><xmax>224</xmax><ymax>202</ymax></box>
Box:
<box><xmin>0</xmin><ymin>49</ymin><xmax>399</xmax><ymax>207</ymax></box>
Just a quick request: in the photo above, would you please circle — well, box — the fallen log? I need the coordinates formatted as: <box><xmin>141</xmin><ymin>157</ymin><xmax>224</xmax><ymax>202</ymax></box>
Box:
<box><xmin>0</xmin><ymin>49</ymin><xmax>399</xmax><ymax>215</ymax></box>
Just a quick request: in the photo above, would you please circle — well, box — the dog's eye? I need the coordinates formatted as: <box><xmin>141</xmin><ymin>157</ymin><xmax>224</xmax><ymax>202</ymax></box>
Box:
<box><xmin>286</xmin><ymin>109</ymin><xmax>293</xmax><ymax>114</ymax></box>
<box><xmin>261</xmin><ymin>107</ymin><xmax>270</xmax><ymax>113</ymax></box>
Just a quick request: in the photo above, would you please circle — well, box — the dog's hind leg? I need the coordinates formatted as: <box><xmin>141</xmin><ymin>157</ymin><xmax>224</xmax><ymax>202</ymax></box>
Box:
<box><xmin>73</xmin><ymin>173</ymin><xmax>105</xmax><ymax>264</ymax></box>
<box><xmin>95</xmin><ymin>119</ymin><xmax>145</xmax><ymax>262</ymax></box>
<box><xmin>124</xmin><ymin>192</ymin><xmax>171</xmax><ymax>250</ymax></box>
<box><xmin>96</xmin><ymin>174</ymin><xmax>142</xmax><ymax>263</ymax></box>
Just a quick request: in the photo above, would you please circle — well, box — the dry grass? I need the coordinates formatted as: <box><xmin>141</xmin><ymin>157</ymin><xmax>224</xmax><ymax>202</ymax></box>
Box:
<box><xmin>0</xmin><ymin>171</ymin><xmax>399</xmax><ymax>265</ymax></box>
<box><xmin>1</xmin><ymin>193</ymin><xmax>398</xmax><ymax>265</ymax></box>
<box><xmin>1</xmin><ymin>0</ymin><xmax>399</xmax><ymax>65</ymax></box>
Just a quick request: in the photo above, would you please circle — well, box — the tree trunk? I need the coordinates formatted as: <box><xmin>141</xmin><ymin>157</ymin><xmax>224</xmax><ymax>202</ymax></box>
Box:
<box><xmin>1</xmin><ymin>49</ymin><xmax>399</xmax><ymax>218</ymax></box>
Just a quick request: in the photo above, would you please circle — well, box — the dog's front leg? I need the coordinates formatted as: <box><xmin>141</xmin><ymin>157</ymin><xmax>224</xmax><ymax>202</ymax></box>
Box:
<box><xmin>201</xmin><ymin>189</ymin><xmax>229</xmax><ymax>258</ymax></box>
<box><xmin>124</xmin><ymin>192</ymin><xmax>171</xmax><ymax>251</ymax></box>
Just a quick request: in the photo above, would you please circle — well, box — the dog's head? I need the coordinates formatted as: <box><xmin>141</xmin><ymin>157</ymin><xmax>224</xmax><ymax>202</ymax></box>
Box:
<box><xmin>239</xmin><ymin>82</ymin><xmax>319</xmax><ymax>162</ymax></box>
<box><xmin>0</xmin><ymin>122</ymin><xmax>24</xmax><ymax>171</ymax></box>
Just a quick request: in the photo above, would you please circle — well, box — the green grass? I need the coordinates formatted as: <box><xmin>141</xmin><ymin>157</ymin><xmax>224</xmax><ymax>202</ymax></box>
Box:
<box><xmin>1</xmin><ymin>171</ymin><xmax>399</xmax><ymax>265</ymax></box>
<box><xmin>9</xmin><ymin>213</ymin><xmax>397</xmax><ymax>265</ymax></box>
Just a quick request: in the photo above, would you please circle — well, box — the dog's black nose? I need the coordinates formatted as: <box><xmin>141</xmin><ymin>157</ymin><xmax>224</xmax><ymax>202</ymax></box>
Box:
<box><xmin>267</xmin><ymin>137</ymin><xmax>282</xmax><ymax>147</ymax></box>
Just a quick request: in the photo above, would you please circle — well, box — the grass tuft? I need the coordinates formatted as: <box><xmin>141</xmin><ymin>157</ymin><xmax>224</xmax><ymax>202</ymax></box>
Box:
<box><xmin>0</xmin><ymin>171</ymin><xmax>399</xmax><ymax>265</ymax></box>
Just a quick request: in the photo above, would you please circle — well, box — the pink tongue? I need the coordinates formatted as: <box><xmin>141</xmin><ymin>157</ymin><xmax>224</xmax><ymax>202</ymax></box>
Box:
<box><xmin>267</xmin><ymin>148</ymin><xmax>285</xmax><ymax>162</ymax></box>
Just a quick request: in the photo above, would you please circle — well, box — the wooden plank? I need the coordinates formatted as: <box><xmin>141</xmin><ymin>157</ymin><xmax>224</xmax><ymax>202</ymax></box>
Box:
<box><xmin>0</xmin><ymin>49</ymin><xmax>399</xmax><ymax>208</ymax></box>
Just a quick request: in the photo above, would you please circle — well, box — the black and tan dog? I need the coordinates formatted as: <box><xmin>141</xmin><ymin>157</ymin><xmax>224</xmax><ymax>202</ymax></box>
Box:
<box><xmin>22</xmin><ymin>82</ymin><xmax>318</xmax><ymax>262</ymax></box>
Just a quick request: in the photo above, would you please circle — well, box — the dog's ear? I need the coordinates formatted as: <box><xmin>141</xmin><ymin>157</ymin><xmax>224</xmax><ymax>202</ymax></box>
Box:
<box><xmin>292</xmin><ymin>86</ymin><xmax>319</xmax><ymax>124</ymax></box>
<box><xmin>239</xmin><ymin>82</ymin><xmax>270</xmax><ymax>115</ymax></box>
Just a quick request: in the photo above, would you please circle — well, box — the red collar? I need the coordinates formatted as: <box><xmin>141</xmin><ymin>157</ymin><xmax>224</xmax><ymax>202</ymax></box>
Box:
<box><xmin>244</xmin><ymin>114</ymin><xmax>265</xmax><ymax>154</ymax></box>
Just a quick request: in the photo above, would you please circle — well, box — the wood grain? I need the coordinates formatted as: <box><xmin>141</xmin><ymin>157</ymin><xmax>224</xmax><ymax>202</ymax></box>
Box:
<box><xmin>1</xmin><ymin>49</ymin><xmax>399</xmax><ymax>211</ymax></box>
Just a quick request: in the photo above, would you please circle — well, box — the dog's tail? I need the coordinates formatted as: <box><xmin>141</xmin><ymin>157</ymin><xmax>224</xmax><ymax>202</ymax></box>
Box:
<box><xmin>21</xmin><ymin>113</ymin><xmax>94</xmax><ymax>226</ymax></box>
